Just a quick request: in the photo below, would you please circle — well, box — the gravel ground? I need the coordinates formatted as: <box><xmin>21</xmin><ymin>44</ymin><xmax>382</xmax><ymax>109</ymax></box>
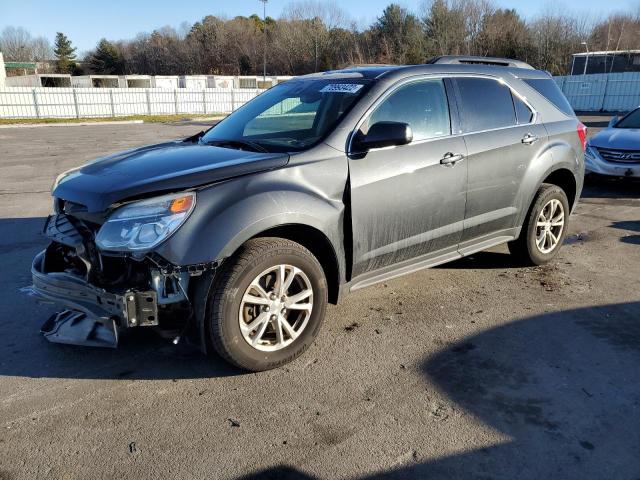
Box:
<box><xmin>0</xmin><ymin>117</ymin><xmax>639</xmax><ymax>479</ymax></box>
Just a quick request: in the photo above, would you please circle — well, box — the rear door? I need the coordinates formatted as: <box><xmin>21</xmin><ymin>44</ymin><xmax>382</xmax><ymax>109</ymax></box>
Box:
<box><xmin>452</xmin><ymin>76</ymin><xmax>548</xmax><ymax>246</ymax></box>
<box><xmin>348</xmin><ymin>77</ymin><xmax>468</xmax><ymax>277</ymax></box>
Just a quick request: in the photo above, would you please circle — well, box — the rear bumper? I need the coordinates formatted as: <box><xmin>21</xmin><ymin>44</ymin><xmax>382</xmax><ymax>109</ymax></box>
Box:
<box><xmin>585</xmin><ymin>150</ymin><xmax>640</xmax><ymax>177</ymax></box>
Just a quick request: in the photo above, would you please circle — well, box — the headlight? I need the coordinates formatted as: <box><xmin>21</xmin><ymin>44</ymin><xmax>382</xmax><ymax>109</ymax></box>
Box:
<box><xmin>585</xmin><ymin>145</ymin><xmax>598</xmax><ymax>159</ymax></box>
<box><xmin>96</xmin><ymin>192</ymin><xmax>196</xmax><ymax>252</ymax></box>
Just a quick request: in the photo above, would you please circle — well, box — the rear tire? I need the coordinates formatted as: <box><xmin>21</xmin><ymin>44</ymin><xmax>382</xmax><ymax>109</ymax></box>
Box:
<box><xmin>205</xmin><ymin>237</ymin><xmax>327</xmax><ymax>372</ymax></box>
<box><xmin>508</xmin><ymin>184</ymin><xmax>570</xmax><ymax>265</ymax></box>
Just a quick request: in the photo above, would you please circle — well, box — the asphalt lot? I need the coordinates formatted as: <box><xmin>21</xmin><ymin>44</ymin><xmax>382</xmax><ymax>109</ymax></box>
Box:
<box><xmin>1</xmin><ymin>116</ymin><xmax>639</xmax><ymax>479</ymax></box>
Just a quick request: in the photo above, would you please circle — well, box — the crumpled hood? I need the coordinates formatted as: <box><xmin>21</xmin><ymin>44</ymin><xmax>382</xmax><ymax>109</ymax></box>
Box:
<box><xmin>53</xmin><ymin>141</ymin><xmax>289</xmax><ymax>212</ymax></box>
<box><xmin>589</xmin><ymin>127</ymin><xmax>640</xmax><ymax>150</ymax></box>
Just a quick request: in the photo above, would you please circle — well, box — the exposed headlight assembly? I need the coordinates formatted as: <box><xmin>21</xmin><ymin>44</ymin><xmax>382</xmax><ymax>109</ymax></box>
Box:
<box><xmin>96</xmin><ymin>192</ymin><xmax>196</xmax><ymax>252</ymax></box>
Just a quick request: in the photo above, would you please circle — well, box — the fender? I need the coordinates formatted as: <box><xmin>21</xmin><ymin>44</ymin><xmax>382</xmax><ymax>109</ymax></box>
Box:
<box><xmin>514</xmin><ymin>127</ymin><xmax>582</xmax><ymax>228</ymax></box>
<box><xmin>155</xmin><ymin>154</ymin><xmax>350</xmax><ymax>283</ymax></box>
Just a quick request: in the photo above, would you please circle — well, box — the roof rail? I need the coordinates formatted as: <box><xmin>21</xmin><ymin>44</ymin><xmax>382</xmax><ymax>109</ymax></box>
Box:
<box><xmin>342</xmin><ymin>64</ymin><xmax>397</xmax><ymax>68</ymax></box>
<box><xmin>428</xmin><ymin>55</ymin><xmax>535</xmax><ymax>70</ymax></box>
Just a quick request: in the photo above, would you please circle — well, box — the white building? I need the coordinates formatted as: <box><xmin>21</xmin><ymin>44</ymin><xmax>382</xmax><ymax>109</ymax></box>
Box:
<box><xmin>153</xmin><ymin>75</ymin><xmax>180</xmax><ymax>88</ymax></box>
<box><xmin>71</xmin><ymin>75</ymin><xmax>120</xmax><ymax>88</ymax></box>
<box><xmin>5</xmin><ymin>73</ymin><xmax>72</xmax><ymax>87</ymax></box>
<box><xmin>118</xmin><ymin>75</ymin><xmax>152</xmax><ymax>88</ymax></box>
<box><xmin>180</xmin><ymin>75</ymin><xmax>208</xmax><ymax>89</ymax></box>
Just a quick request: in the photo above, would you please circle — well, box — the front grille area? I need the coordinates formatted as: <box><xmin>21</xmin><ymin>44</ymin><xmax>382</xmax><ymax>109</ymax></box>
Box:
<box><xmin>595</xmin><ymin>147</ymin><xmax>640</xmax><ymax>164</ymax></box>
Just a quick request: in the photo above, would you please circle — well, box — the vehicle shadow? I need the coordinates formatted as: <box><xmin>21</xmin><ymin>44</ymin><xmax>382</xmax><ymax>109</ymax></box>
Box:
<box><xmin>611</xmin><ymin>220</ymin><xmax>640</xmax><ymax>245</ymax></box>
<box><xmin>436</xmin><ymin>250</ymin><xmax>521</xmax><ymax>270</ymax></box>
<box><xmin>0</xmin><ymin>216</ymin><xmax>241</xmax><ymax>380</ymax></box>
<box><xmin>582</xmin><ymin>176</ymin><xmax>640</xmax><ymax>200</ymax></box>
<box><xmin>240</xmin><ymin>301</ymin><xmax>640</xmax><ymax>479</ymax></box>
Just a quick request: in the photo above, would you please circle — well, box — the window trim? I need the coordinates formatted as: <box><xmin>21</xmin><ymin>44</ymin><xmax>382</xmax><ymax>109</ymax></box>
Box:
<box><xmin>511</xmin><ymin>91</ymin><xmax>535</xmax><ymax>125</ymax></box>
<box><xmin>348</xmin><ymin>73</ymin><xmax>538</xmax><ymax>155</ymax></box>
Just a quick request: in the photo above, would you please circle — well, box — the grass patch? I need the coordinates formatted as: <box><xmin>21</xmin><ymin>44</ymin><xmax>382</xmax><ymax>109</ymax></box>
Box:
<box><xmin>0</xmin><ymin>113</ymin><xmax>227</xmax><ymax>125</ymax></box>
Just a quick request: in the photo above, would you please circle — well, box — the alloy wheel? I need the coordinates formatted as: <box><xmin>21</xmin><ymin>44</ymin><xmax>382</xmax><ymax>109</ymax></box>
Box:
<box><xmin>238</xmin><ymin>264</ymin><xmax>314</xmax><ymax>352</ymax></box>
<box><xmin>535</xmin><ymin>198</ymin><xmax>565</xmax><ymax>254</ymax></box>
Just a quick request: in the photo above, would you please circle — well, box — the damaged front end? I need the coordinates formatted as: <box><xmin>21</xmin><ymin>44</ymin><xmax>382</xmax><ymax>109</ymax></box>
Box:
<box><xmin>26</xmin><ymin>207</ymin><xmax>215</xmax><ymax>348</ymax></box>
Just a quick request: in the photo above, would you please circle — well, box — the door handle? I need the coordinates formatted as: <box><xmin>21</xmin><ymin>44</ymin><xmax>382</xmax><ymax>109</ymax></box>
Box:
<box><xmin>440</xmin><ymin>152</ymin><xmax>464</xmax><ymax>166</ymax></box>
<box><xmin>521</xmin><ymin>133</ymin><xmax>539</xmax><ymax>145</ymax></box>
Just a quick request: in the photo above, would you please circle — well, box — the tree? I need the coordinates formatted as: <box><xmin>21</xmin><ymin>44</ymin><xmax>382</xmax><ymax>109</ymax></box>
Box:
<box><xmin>528</xmin><ymin>10</ymin><xmax>587</xmax><ymax>75</ymax></box>
<box><xmin>53</xmin><ymin>32</ymin><xmax>77</xmax><ymax>73</ymax></box>
<box><xmin>0</xmin><ymin>26</ymin><xmax>35</xmax><ymax>61</ymax></box>
<box><xmin>373</xmin><ymin>4</ymin><xmax>424</xmax><ymax>64</ymax></box>
<box><xmin>422</xmin><ymin>0</ymin><xmax>467</xmax><ymax>57</ymax></box>
<box><xmin>7</xmin><ymin>4</ymin><xmax>636</xmax><ymax>79</ymax></box>
<box><xmin>87</xmin><ymin>39</ymin><xmax>124</xmax><ymax>74</ymax></box>
<box><xmin>31</xmin><ymin>36</ymin><xmax>53</xmax><ymax>62</ymax></box>
<box><xmin>479</xmin><ymin>9</ymin><xmax>531</xmax><ymax>60</ymax></box>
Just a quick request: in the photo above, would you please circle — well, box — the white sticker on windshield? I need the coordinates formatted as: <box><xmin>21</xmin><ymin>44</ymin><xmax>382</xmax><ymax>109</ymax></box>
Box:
<box><xmin>319</xmin><ymin>83</ymin><xmax>364</xmax><ymax>94</ymax></box>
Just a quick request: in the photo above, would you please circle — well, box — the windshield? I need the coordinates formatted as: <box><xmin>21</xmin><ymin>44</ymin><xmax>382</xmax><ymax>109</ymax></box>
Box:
<box><xmin>615</xmin><ymin>108</ymin><xmax>640</xmax><ymax>129</ymax></box>
<box><xmin>201</xmin><ymin>78</ymin><xmax>371</xmax><ymax>152</ymax></box>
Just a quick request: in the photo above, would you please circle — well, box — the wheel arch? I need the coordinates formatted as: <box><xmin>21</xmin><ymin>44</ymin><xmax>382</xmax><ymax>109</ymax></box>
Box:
<box><xmin>542</xmin><ymin>168</ymin><xmax>578</xmax><ymax>211</ymax></box>
<box><xmin>250</xmin><ymin>224</ymin><xmax>341</xmax><ymax>305</ymax></box>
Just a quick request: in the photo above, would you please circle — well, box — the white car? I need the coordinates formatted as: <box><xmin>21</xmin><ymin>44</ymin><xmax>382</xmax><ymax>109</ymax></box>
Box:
<box><xmin>585</xmin><ymin>108</ymin><xmax>640</xmax><ymax>178</ymax></box>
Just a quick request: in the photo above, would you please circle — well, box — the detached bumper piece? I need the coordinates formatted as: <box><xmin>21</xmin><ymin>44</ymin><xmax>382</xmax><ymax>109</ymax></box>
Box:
<box><xmin>40</xmin><ymin>310</ymin><xmax>118</xmax><ymax>348</ymax></box>
<box><xmin>28</xmin><ymin>250</ymin><xmax>158</xmax><ymax>348</ymax></box>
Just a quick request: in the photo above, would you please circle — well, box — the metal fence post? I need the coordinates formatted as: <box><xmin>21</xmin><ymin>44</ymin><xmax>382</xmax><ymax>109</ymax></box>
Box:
<box><xmin>146</xmin><ymin>89</ymin><xmax>152</xmax><ymax>115</ymax></box>
<box><xmin>109</xmin><ymin>89</ymin><xmax>115</xmax><ymax>117</ymax></box>
<box><xmin>202</xmin><ymin>89</ymin><xmax>207</xmax><ymax>115</ymax></box>
<box><xmin>230</xmin><ymin>89</ymin><xmax>235</xmax><ymax>112</ymax></box>
<box><xmin>174</xmin><ymin>89</ymin><xmax>179</xmax><ymax>114</ymax></box>
<box><xmin>600</xmin><ymin>75</ymin><xmax>609</xmax><ymax>112</ymax></box>
<box><xmin>32</xmin><ymin>89</ymin><xmax>40</xmax><ymax>119</ymax></box>
<box><xmin>72</xmin><ymin>88</ymin><xmax>80</xmax><ymax>118</ymax></box>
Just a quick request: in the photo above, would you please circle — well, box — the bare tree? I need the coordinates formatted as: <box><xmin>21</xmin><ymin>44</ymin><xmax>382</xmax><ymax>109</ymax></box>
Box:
<box><xmin>7</xmin><ymin>2</ymin><xmax>640</xmax><ymax>78</ymax></box>
<box><xmin>0</xmin><ymin>26</ymin><xmax>35</xmax><ymax>61</ymax></box>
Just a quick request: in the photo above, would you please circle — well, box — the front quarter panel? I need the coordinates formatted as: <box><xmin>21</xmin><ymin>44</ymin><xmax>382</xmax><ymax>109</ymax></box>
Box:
<box><xmin>155</xmin><ymin>146</ymin><xmax>349</xmax><ymax>281</ymax></box>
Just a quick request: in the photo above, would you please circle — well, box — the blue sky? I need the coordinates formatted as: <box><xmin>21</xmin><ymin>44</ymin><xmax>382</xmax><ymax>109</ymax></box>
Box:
<box><xmin>1</xmin><ymin>0</ymin><xmax>638</xmax><ymax>53</ymax></box>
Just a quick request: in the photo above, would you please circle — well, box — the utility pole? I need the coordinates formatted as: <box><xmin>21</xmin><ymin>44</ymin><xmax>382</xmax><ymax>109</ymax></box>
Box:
<box><xmin>314</xmin><ymin>18</ymin><xmax>318</xmax><ymax>72</ymax></box>
<box><xmin>259</xmin><ymin>0</ymin><xmax>268</xmax><ymax>82</ymax></box>
<box><xmin>581</xmin><ymin>41</ymin><xmax>590</xmax><ymax>75</ymax></box>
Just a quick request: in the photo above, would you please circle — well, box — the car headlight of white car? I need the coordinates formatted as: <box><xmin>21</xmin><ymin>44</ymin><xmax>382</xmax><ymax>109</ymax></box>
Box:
<box><xmin>96</xmin><ymin>192</ymin><xmax>196</xmax><ymax>252</ymax></box>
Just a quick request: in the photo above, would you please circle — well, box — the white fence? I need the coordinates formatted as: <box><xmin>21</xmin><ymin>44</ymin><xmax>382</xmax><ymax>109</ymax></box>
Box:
<box><xmin>0</xmin><ymin>87</ymin><xmax>267</xmax><ymax>119</ymax></box>
<box><xmin>554</xmin><ymin>72</ymin><xmax>640</xmax><ymax>112</ymax></box>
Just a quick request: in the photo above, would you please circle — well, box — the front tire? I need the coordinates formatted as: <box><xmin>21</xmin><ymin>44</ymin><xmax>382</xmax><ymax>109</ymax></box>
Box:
<box><xmin>206</xmin><ymin>237</ymin><xmax>327</xmax><ymax>371</ymax></box>
<box><xmin>508</xmin><ymin>184</ymin><xmax>570</xmax><ymax>265</ymax></box>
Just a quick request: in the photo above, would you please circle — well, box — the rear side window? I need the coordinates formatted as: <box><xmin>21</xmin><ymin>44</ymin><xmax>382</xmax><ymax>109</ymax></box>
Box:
<box><xmin>367</xmin><ymin>79</ymin><xmax>451</xmax><ymax>141</ymax></box>
<box><xmin>455</xmin><ymin>77</ymin><xmax>516</xmax><ymax>133</ymax></box>
<box><xmin>513</xmin><ymin>94</ymin><xmax>534</xmax><ymax>124</ymax></box>
<box><xmin>524</xmin><ymin>78</ymin><xmax>575</xmax><ymax>117</ymax></box>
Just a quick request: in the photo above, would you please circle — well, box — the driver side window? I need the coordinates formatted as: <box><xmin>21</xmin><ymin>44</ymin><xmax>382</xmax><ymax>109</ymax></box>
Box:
<box><xmin>364</xmin><ymin>79</ymin><xmax>451</xmax><ymax>141</ymax></box>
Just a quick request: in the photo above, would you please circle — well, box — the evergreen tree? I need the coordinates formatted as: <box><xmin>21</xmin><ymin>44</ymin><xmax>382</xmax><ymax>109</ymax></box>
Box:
<box><xmin>87</xmin><ymin>39</ymin><xmax>124</xmax><ymax>74</ymax></box>
<box><xmin>53</xmin><ymin>32</ymin><xmax>77</xmax><ymax>73</ymax></box>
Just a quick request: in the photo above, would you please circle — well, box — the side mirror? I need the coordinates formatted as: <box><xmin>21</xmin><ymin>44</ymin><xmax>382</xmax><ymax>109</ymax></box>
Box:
<box><xmin>356</xmin><ymin>121</ymin><xmax>413</xmax><ymax>151</ymax></box>
<box><xmin>608</xmin><ymin>116</ymin><xmax>619</xmax><ymax>128</ymax></box>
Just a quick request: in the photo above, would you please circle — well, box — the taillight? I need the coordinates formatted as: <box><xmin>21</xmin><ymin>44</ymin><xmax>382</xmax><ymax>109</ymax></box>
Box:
<box><xmin>577</xmin><ymin>122</ymin><xmax>587</xmax><ymax>151</ymax></box>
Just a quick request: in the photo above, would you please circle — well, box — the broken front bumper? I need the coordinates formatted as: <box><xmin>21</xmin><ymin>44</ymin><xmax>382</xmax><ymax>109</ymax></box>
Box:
<box><xmin>27</xmin><ymin>250</ymin><xmax>158</xmax><ymax>348</ymax></box>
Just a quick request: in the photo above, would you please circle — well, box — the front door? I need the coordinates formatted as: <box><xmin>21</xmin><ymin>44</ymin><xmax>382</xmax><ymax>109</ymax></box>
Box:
<box><xmin>348</xmin><ymin>78</ymin><xmax>468</xmax><ymax>278</ymax></box>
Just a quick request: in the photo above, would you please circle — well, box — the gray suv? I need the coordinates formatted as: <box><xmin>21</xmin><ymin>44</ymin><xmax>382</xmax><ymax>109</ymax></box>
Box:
<box><xmin>29</xmin><ymin>56</ymin><xmax>585</xmax><ymax>371</ymax></box>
